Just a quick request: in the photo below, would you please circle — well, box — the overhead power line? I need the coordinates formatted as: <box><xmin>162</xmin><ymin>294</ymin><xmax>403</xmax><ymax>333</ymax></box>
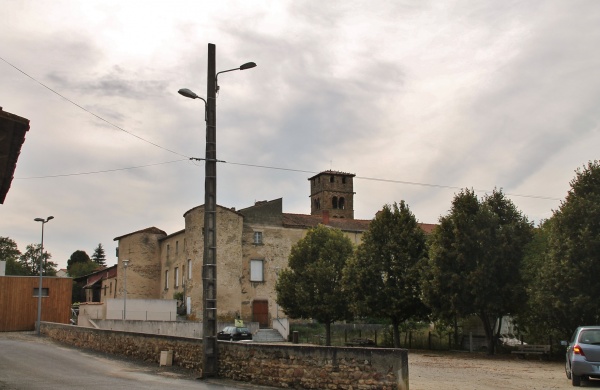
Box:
<box><xmin>2</xmin><ymin>56</ymin><xmax>562</xmax><ymax>202</ymax></box>
<box><xmin>0</xmin><ymin>56</ymin><xmax>188</xmax><ymax>158</ymax></box>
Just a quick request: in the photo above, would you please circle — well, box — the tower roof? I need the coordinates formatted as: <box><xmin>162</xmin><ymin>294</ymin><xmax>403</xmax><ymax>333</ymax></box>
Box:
<box><xmin>308</xmin><ymin>170</ymin><xmax>355</xmax><ymax>180</ymax></box>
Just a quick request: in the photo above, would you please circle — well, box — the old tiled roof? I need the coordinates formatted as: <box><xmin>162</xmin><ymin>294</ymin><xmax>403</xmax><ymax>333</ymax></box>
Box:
<box><xmin>282</xmin><ymin>213</ymin><xmax>437</xmax><ymax>234</ymax></box>
<box><xmin>282</xmin><ymin>213</ymin><xmax>370</xmax><ymax>231</ymax></box>
<box><xmin>0</xmin><ymin>107</ymin><xmax>30</xmax><ymax>204</ymax></box>
<box><xmin>308</xmin><ymin>170</ymin><xmax>356</xmax><ymax>180</ymax></box>
<box><xmin>113</xmin><ymin>226</ymin><xmax>167</xmax><ymax>241</ymax></box>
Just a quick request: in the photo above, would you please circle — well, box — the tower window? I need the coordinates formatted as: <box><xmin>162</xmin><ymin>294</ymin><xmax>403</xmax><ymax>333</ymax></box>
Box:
<box><xmin>342</xmin><ymin>176</ymin><xmax>347</xmax><ymax>184</ymax></box>
<box><xmin>339</xmin><ymin>197</ymin><xmax>345</xmax><ymax>210</ymax></box>
<box><xmin>330</xmin><ymin>176</ymin><xmax>334</xmax><ymax>183</ymax></box>
<box><xmin>332</xmin><ymin>196</ymin><xmax>338</xmax><ymax>209</ymax></box>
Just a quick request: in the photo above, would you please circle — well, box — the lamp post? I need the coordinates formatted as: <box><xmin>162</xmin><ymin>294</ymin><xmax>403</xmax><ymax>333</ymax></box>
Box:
<box><xmin>122</xmin><ymin>259</ymin><xmax>129</xmax><ymax>321</ymax></box>
<box><xmin>178</xmin><ymin>43</ymin><xmax>256</xmax><ymax>378</ymax></box>
<box><xmin>34</xmin><ymin>215</ymin><xmax>53</xmax><ymax>336</ymax></box>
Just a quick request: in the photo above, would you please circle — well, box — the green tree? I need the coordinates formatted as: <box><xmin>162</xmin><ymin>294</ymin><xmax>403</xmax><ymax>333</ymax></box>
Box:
<box><xmin>523</xmin><ymin>161</ymin><xmax>600</xmax><ymax>336</ymax></box>
<box><xmin>18</xmin><ymin>244</ymin><xmax>57</xmax><ymax>276</ymax></box>
<box><xmin>275</xmin><ymin>225</ymin><xmax>354</xmax><ymax>345</ymax></box>
<box><xmin>67</xmin><ymin>250</ymin><xmax>91</xmax><ymax>271</ymax></box>
<box><xmin>422</xmin><ymin>189</ymin><xmax>533</xmax><ymax>354</ymax></box>
<box><xmin>91</xmin><ymin>243</ymin><xmax>106</xmax><ymax>266</ymax></box>
<box><xmin>0</xmin><ymin>236</ymin><xmax>26</xmax><ymax>275</ymax></box>
<box><xmin>68</xmin><ymin>261</ymin><xmax>100</xmax><ymax>278</ymax></box>
<box><xmin>343</xmin><ymin>202</ymin><xmax>429</xmax><ymax>347</ymax></box>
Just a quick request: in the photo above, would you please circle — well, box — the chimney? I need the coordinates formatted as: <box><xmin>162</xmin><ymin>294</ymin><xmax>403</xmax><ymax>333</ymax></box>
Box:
<box><xmin>322</xmin><ymin>210</ymin><xmax>330</xmax><ymax>225</ymax></box>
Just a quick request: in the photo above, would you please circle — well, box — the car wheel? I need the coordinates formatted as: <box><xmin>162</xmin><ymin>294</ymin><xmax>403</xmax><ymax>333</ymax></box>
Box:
<box><xmin>565</xmin><ymin>361</ymin><xmax>571</xmax><ymax>379</ymax></box>
<box><xmin>572</xmin><ymin>374</ymin><xmax>581</xmax><ymax>386</ymax></box>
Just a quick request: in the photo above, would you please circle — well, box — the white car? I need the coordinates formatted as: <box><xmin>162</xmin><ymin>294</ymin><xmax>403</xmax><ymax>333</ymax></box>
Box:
<box><xmin>563</xmin><ymin>326</ymin><xmax>600</xmax><ymax>386</ymax></box>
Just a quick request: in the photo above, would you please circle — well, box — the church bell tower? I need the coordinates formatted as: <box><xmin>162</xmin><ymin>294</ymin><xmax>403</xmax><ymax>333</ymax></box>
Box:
<box><xmin>309</xmin><ymin>170</ymin><xmax>355</xmax><ymax>219</ymax></box>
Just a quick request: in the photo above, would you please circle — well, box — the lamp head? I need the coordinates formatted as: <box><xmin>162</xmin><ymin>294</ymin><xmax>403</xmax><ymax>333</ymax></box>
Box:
<box><xmin>34</xmin><ymin>218</ymin><xmax>44</xmax><ymax>222</ymax></box>
<box><xmin>178</xmin><ymin>88</ymin><xmax>199</xmax><ymax>99</ymax></box>
<box><xmin>123</xmin><ymin>259</ymin><xmax>130</xmax><ymax>268</ymax></box>
<box><xmin>239</xmin><ymin>62</ymin><xmax>257</xmax><ymax>70</ymax></box>
<box><xmin>47</xmin><ymin>216</ymin><xmax>54</xmax><ymax>222</ymax></box>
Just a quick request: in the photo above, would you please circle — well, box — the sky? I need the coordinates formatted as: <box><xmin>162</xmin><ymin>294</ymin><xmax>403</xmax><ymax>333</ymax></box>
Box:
<box><xmin>1</xmin><ymin>0</ymin><xmax>599</xmax><ymax>270</ymax></box>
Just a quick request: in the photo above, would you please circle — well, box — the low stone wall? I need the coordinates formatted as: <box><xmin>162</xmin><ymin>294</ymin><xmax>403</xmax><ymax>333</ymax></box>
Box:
<box><xmin>42</xmin><ymin>322</ymin><xmax>203</xmax><ymax>371</ymax></box>
<box><xmin>41</xmin><ymin>322</ymin><xmax>408</xmax><ymax>389</ymax></box>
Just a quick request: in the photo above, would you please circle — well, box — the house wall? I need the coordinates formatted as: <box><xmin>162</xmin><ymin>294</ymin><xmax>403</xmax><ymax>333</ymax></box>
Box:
<box><xmin>241</xmin><ymin>223</ymin><xmax>308</xmax><ymax>323</ymax></box>
<box><xmin>41</xmin><ymin>322</ymin><xmax>408</xmax><ymax>390</ymax></box>
<box><xmin>177</xmin><ymin>206</ymin><xmax>244</xmax><ymax>321</ymax></box>
<box><xmin>0</xmin><ymin>276</ymin><xmax>72</xmax><ymax>331</ymax></box>
<box><xmin>117</xmin><ymin>230</ymin><xmax>166</xmax><ymax>300</ymax></box>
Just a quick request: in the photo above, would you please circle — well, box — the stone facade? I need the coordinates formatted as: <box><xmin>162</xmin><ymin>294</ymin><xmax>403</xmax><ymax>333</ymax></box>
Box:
<box><xmin>310</xmin><ymin>170</ymin><xmax>355</xmax><ymax>219</ymax></box>
<box><xmin>112</xmin><ymin>170</ymin><xmax>436</xmax><ymax>327</ymax></box>
<box><xmin>41</xmin><ymin>322</ymin><xmax>409</xmax><ymax>390</ymax></box>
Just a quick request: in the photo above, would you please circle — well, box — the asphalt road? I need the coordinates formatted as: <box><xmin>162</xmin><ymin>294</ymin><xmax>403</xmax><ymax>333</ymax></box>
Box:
<box><xmin>0</xmin><ymin>332</ymin><xmax>267</xmax><ymax>390</ymax></box>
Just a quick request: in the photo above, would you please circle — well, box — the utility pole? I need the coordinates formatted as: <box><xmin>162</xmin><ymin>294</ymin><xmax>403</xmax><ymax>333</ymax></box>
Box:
<box><xmin>202</xmin><ymin>42</ymin><xmax>218</xmax><ymax>377</ymax></box>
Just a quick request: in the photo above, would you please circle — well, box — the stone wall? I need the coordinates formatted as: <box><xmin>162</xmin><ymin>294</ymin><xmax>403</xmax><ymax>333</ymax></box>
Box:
<box><xmin>41</xmin><ymin>322</ymin><xmax>408</xmax><ymax>390</ymax></box>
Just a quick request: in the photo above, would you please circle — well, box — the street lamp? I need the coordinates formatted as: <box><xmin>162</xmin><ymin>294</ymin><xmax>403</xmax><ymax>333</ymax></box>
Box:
<box><xmin>122</xmin><ymin>259</ymin><xmax>129</xmax><ymax>321</ymax></box>
<box><xmin>34</xmin><ymin>215</ymin><xmax>54</xmax><ymax>336</ymax></box>
<box><xmin>178</xmin><ymin>43</ymin><xmax>256</xmax><ymax>378</ymax></box>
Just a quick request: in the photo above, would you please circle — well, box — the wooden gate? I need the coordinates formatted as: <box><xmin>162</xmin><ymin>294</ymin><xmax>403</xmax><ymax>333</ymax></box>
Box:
<box><xmin>252</xmin><ymin>300</ymin><xmax>269</xmax><ymax>328</ymax></box>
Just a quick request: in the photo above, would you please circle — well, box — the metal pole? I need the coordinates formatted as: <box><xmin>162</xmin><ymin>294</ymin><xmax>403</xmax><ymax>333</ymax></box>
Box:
<box><xmin>36</xmin><ymin>222</ymin><xmax>45</xmax><ymax>336</ymax></box>
<box><xmin>124</xmin><ymin>264</ymin><xmax>127</xmax><ymax>320</ymax></box>
<box><xmin>203</xmin><ymin>42</ymin><xmax>218</xmax><ymax>377</ymax></box>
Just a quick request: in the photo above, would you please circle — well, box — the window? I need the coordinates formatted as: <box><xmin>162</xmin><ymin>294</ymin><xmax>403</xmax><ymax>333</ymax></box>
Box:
<box><xmin>176</xmin><ymin>241</ymin><xmax>179</xmax><ymax>254</ymax></box>
<box><xmin>339</xmin><ymin>197</ymin><xmax>345</xmax><ymax>210</ymax></box>
<box><xmin>342</xmin><ymin>176</ymin><xmax>347</xmax><ymax>184</ymax></box>
<box><xmin>187</xmin><ymin>259</ymin><xmax>192</xmax><ymax>279</ymax></box>
<box><xmin>253</xmin><ymin>231</ymin><xmax>263</xmax><ymax>245</ymax></box>
<box><xmin>165</xmin><ymin>270</ymin><xmax>169</xmax><ymax>290</ymax></box>
<box><xmin>33</xmin><ymin>288</ymin><xmax>49</xmax><ymax>297</ymax></box>
<box><xmin>166</xmin><ymin>244</ymin><xmax>170</xmax><ymax>260</ymax></box>
<box><xmin>110</xmin><ymin>282</ymin><xmax>112</xmax><ymax>294</ymax></box>
<box><xmin>332</xmin><ymin>196</ymin><xmax>338</xmax><ymax>209</ymax></box>
<box><xmin>250</xmin><ymin>259</ymin><xmax>264</xmax><ymax>282</ymax></box>
<box><xmin>174</xmin><ymin>267</ymin><xmax>179</xmax><ymax>287</ymax></box>
<box><xmin>330</xmin><ymin>175</ymin><xmax>334</xmax><ymax>183</ymax></box>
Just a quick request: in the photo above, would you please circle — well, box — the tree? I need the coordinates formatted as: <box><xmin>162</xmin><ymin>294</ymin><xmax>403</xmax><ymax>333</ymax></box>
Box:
<box><xmin>18</xmin><ymin>244</ymin><xmax>57</xmax><ymax>276</ymax></box>
<box><xmin>522</xmin><ymin>161</ymin><xmax>600</xmax><ymax>337</ymax></box>
<box><xmin>91</xmin><ymin>243</ymin><xmax>106</xmax><ymax>266</ymax></box>
<box><xmin>422</xmin><ymin>189</ymin><xmax>533</xmax><ymax>354</ymax></box>
<box><xmin>343</xmin><ymin>202</ymin><xmax>429</xmax><ymax>347</ymax></box>
<box><xmin>67</xmin><ymin>250</ymin><xmax>91</xmax><ymax>271</ymax></box>
<box><xmin>0</xmin><ymin>236</ymin><xmax>26</xmax><ymax>275</ymax></box>
<box><xmin>275</xmin><ymin>225</ymin><xmax>354</xmax><ymax>345</ymax></box>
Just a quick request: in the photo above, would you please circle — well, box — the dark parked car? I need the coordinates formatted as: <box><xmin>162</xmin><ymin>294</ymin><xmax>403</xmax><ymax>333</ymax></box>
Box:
<box><xmin>563</xmin><ymin>326</ymin><xmax>600</xmax><ymax>386</ymax></box>
<box><xmin>217</xmin><ymin>326</ymin><xmax>252</xmax><ymax>341</ymax></box>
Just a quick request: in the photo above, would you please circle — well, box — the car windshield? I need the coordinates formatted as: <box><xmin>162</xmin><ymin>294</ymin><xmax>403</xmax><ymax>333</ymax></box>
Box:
<box><xmin>237</xmin><ymin>327</ymin><xmax>250</xmax><ymax>333</ymax></box>
<box><xmin>578</xmin><ymin>330</ymin><xmax>600</xmax><ymax>345</ymax></box>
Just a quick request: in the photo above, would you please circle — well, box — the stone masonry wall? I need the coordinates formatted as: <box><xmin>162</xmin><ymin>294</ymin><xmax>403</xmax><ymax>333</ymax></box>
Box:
<box><xmin>41</xmin><ymin>322</ymin><xmax>408</xmax><ymax>390</ymax></box>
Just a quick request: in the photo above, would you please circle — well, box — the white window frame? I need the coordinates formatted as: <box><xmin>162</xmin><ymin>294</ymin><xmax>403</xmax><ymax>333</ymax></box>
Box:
<box><xmin>250</xmin><ymin>259</ymin><xmax>264</xmax><ymax>282</ymax></box>
<box><xmin>253</xmin><ymin>231</ymin><xmax>263</xmax><ymax>244</ymax></box>
<box><xmin>187</xmin><ymin>259</ymin><xmax>192</xmax><ymax>279</ymax></box>
<box><xmin>165</xmin><ymin>270</ymin><xmax>169</xmax><ymax>290</ymax></box>
<box><xmin>174</xmin><ymin>267</ymin><xmax>179</xmax><ymax>287</ymax></box>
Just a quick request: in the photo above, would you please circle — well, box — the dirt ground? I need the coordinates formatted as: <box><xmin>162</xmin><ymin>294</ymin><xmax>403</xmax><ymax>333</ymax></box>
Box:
<box><xmin>409</xmin><ymin>350</ymin><xmax>600</xmax><ymax>389</ymax></box>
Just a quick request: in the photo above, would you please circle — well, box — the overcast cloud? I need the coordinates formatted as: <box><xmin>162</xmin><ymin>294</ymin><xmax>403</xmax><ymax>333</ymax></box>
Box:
<box><xmin>1</xmin><ymin>0</ymin><xmax>599</xmax><ymax>269</ymax></box>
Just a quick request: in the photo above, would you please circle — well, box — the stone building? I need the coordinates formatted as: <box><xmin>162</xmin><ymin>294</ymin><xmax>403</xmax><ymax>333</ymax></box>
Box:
<box><xmin>113</xmin><ymin>170</ymin><xmax>435</xmax><ymax>327</ymax></box>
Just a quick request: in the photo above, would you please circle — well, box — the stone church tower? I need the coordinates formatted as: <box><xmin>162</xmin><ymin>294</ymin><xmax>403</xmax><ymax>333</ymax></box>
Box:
<box><xmin>309</xmin><ymin>170</ymin><xmax>355</xmax><ymax>219</ymax></box>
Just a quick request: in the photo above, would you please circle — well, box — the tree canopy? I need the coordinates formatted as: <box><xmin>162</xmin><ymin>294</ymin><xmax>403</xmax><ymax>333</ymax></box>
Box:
<box><xmin>91</xmin><ymin>243</ymin><xmax>106</xmax><ymax>266</ymax></box>
<box><xmin>343</xmin><ymin>201</ymin><xmax>429</xmax><ymax>347</ymax></box>
<box><xmin>521</xmin><ymin>161</ymin><xmax>600</xmax><ymax>337</ymax></box>
<box><xmin>0</xmin><ymin>236</ymin><xmax>26</xmax><ymax>275</ymax></box>
<box><xmin>422</xmin><ymin>189</ymin><xmax>533</xmax><ymax>354</ymax></box>
<box><xmin>276</xmin><ymin>224</ymin><xmax>354</xmax><ymax>345</ymax></box>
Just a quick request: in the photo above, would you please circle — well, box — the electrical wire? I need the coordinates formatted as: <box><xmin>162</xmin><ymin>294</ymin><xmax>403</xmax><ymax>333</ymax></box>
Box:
<box><xmin>0</xmin><ymin>56</ymin><xmax>189</xmax><ymax>159</ymax></box>
<box><xmin>2</xmin><ymin>56</ymin><xmax>561</xmax><ymax>201</ymax></box>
